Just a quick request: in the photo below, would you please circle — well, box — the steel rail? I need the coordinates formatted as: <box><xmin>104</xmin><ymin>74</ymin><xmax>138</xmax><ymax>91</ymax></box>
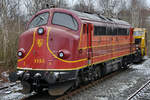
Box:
<box><xmin>0</xmin><ymin>81</ymin><xmax>20</xmax><ymax>90</ymax></box>
<box><xmin>127</xmin><ymin>80</ymin><xmax>150</xmax><ymax>100</ymax></box>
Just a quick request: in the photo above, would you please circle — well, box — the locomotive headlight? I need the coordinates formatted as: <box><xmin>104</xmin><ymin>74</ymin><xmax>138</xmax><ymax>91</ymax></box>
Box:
<box><xmin>37</xmin><ymin>27</ymin><xmax>44</xmax><ymax>35</ymax></box>
<box><xmin>18</xmin><ymin>51</ymin><xmax>23</xmax><ymax>57</ymax></box>
<box><xmin>58</xmin><ymin>52</ymin><xmax>64</xmax><ymax>58</ymax></box>
<box><xmin>58</xmin><ymin>50</ymin><xmax>70</xmax><ymax>59</ymax></box>
<box><xmin>18</xmin><ymin>48</ymin><xmax>25</xmax><ymax>58</ymax></box>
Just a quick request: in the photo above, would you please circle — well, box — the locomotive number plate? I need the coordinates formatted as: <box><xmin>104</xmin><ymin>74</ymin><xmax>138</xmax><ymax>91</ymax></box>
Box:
<box><xmin>34</xmin><ymin>58</ymin><xmax>45</xmax><ymax>64</ymax></box>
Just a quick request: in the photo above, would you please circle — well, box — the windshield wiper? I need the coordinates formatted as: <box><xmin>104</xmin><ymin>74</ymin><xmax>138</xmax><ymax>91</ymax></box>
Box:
<box><xmin>36</xmin><ymin>16</ymin><xmax>44</xmax><ymax>26</ymax></box>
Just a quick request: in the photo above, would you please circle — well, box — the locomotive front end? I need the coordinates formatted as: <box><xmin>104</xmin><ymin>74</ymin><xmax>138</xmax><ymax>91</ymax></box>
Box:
<box><xmin>10</xmin><ymin>8</ymin><xmax>84</xmax><ymax>96</ymax></box>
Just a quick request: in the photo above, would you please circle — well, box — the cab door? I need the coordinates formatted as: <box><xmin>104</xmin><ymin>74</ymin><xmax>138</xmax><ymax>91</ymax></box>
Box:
<box><xmin>130</xmin><ymin>28</ymin><xmax>134</xmax><ymax>53</ymax></box>
<box><xmin>87</xmin><ymin>23</ymin><xmax>93</xmax><ymax>65</ymax></box>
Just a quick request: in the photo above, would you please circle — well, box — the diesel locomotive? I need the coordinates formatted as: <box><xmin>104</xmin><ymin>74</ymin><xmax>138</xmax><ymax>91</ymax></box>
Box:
<box><xmin>133</xmin><ymin>28</ymin><xmax>147</xmax><ymax>61</ymax></box>
<box><xmin>9</xmin><ymin>8</ymin><xmax>142</xmax><ymax>96</ymax></box>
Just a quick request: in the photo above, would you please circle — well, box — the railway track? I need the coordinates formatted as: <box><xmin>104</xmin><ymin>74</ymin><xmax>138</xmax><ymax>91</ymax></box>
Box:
<box><xmin>127</xmin><ymin>80</ymin><xmax>150</xmax><ymax>100</ymax></box>
<box><xmin>56</xmin><ymin>69</ymin><xmax>125</xmax><ymax>100</ymax></box>
<box><xmin>0</xmin><ymin>81</ymin><xmax>20</xmax><ymax>90</ymax></box>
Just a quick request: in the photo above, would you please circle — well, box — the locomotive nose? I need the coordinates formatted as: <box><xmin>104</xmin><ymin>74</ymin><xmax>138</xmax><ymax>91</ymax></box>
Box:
<box><xmin>17</xmin><ymin>27</ymin><xmax>47</xmax><ymax>69</ymax></box>
<box><xmin>17</xmin><ymin>27</ymin><xmax>53</xmax><ymax>70</ymax></box>
<box><xmin>18</xmin><ymin>29</ymin><xmax>34</xmax><ymax>60</ymax></box>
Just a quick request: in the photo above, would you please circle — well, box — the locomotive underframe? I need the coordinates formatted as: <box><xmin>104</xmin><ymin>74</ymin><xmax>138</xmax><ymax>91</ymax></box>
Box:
<box><xmin>15</xmin><ymin>70</ymin><xmax>78</xmax><ymax>94</ymax></box>
<box><xmin>14</xmin><ymin>53</ymin><xmax>136</xmax><ymax>96</ymax></box>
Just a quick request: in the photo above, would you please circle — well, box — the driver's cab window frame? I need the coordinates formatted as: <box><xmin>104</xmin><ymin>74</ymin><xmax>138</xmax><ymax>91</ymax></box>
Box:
<box><xmin>28</xmin><ymin>12</ymin><xmax>50</xmax><ymax>29</ymax></box>
<box><xmin>52</xmin><ymin>12</ymin><xmax>79</xmax><ymax>31</ymax></box>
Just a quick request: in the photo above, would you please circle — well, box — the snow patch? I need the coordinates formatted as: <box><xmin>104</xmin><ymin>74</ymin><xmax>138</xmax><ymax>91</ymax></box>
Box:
<box><xmin>1</xmin><ymin>92</ymin><xmax>24</xmax><ymax>100</ymax></box>
<box><xmin>1</xmin><ymin>71</ymin><xmax>9</xmax><ymax>78</ymax></box>
<box><xmin>95</xmin><ymin>96</ymin><xmax>108</xmax><ymax>100</ymax></box>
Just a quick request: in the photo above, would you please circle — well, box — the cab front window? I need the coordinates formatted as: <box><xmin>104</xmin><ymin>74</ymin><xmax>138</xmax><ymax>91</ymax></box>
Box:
<box><xmin>28</xmin><ymin>12</ymin><xmax>49</xmax><ymax>29</ymax></box>
<box><xmin>52</xmin><ymin>12</ymin><xmax>78</xmax><ymax>31</ymax></box>
<box><xmin>133</xmin><ymin>31</ymin><xmax>144</xmax><ymax>36</ymax></box>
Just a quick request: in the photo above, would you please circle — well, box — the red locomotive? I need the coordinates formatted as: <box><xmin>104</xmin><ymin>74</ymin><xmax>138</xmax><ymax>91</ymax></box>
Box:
<box><xmin>10</xmin><ymin>8</ymin><xmax>140</xmax><ymax>95</ymax></box>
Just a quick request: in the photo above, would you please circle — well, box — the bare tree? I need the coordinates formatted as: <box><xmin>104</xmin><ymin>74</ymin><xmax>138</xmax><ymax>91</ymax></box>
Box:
<box><xmin>126</xmin><ymin>0</ymin><xmax>148</xmax><ymax>27</ymax></box>
<box><xmin>24</xmin><ymin>0</ymin><xmax>68</xmax><ymax>20</ymax></box>
<box><xmin>73</xmin><ymin>0</ymin><xmax>95</xmax><ymax>13</ymax></box>
<box><xmin>55</xmin><ymin>0</ymin><xmax>68</xmax><ymax>8</ymax></box>
<box><xmin>97</xmin><ymin>0</ymin><xmax>127</xmax><ymax>18</ymax></box>
<box><xmin>0</xmin><ymin>0</ymin><xmax>25</xmax><ymax>67</ymax></box>
<box><xmin>0</xmin><ymin>0</ymin><xmax>69</xmax><ymax>67</ymax></box>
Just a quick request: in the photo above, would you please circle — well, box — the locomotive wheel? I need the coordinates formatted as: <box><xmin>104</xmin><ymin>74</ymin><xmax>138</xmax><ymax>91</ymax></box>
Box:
<box><xmin>74</xmin><ymin>75</ymin><xmax>81</xmax><ymax>88</ymax></box>
<box><xmin>118</xmin><ymin>62</ymin><xmax>122</xmax><ymax>70</ymax></box>
<box><xmin>89</xmin><ymin>71</ymin><xmax>94</xmax><ymax>82</ymax></box>
<box><xmin>81</xmin><ymin>72</ymin><xmax>89</xmax><ymax>85</ymax></box>
<box><xmin>101</xmin><ymin>63</ymin><xmax>107</xmax><ymax>76</ymax></box>
<box><xmin>122</xmin><ymin>57</ymin><xmax>129</xmax><ymax>69</ymax></box>
<box><xmin>122</xmin><ymin>61</ymin><xmax>128</xmax><ymax>69</ymax></box>
<box><xmin>21</xmin><ymin>81</ymin><xmax>32</xmax><ymax>94</ymax></box>
<box><xmin>95</xmin><ymin>67</ymin><xmax>101</xmax><ymax>80</ymax></box>
<box><xmin>35</xmin><ymin>87</ymin><xmax>43</xmax><ymax>94</ymax></box>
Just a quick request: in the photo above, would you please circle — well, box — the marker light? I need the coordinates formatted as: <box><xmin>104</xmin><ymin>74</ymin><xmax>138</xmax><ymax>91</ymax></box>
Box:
<box><xmin>37</xmin><ymin>27</ymin><xmax>44</xmax><ymax>35</ymax></box>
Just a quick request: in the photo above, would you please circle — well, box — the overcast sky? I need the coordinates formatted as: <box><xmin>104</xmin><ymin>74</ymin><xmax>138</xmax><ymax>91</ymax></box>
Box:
<box><xmin>20</xmin><ymin>0</ymin><xmax>150</xmax><ymax>16</ymax></box>
<box><xmin>147</xmin><ymin>0</ymin><xmax>150</xmax><ymax>6</ymax></box>
<box><xmin>68</xmin><ymin>0</ymin><xmax>150</xmax><ymax>8</ymax></box>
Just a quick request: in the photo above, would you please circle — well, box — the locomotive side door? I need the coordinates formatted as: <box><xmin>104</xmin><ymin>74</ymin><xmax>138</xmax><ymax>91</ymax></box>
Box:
<box><xmin>87</xmin><ymin>23</ymin><xmax>93</xmax><ymax>65</ymax></box>
<box><xmin>129</xmin><ymin>28</ymin><xmax>134</xmax><ymax>53</ymax></box>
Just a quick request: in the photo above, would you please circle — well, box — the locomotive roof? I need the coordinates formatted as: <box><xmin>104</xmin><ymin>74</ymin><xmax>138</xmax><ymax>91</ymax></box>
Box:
<box><xmin>36</xmin><ymin>8</ymin><xmax>130</xmax><ymax>26</ymax></box>
<box><xmin>69</xmin><ymin>10</ymin><xmax>130</xmax><ymax>26</ymax></box>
